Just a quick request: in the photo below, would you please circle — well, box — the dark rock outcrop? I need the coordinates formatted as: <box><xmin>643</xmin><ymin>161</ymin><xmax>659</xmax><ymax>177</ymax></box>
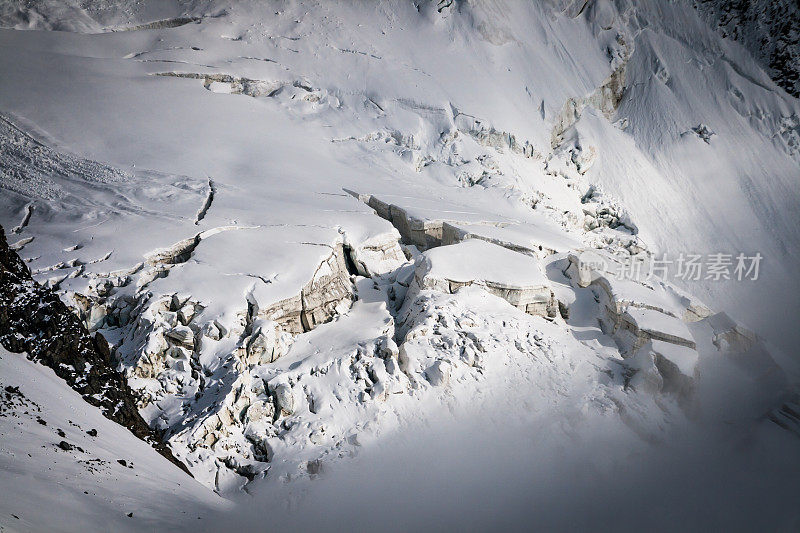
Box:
<box><xmin>693</xmin><ymin>0</ymin><xmax>800</xmax><ymax>98</ymax></box>
<box><xmin>0</xmin><ymin>224</ymin><xmax>190</xmax><ymax>475</ymax></box>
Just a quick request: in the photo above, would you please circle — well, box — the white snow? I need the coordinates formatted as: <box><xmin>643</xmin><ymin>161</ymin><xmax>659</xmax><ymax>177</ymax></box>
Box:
<box><xmin>421</xmin><ymin>239</ymin><xmax>548</xmax><ymax>288</ymax></box>
<box><xmin>651</xmin><ymin>340</ymin><xmax>699</xmax><ymax>377</ymax></box>
<box><xmin>626</xmin><ymin>308</ymin><xmax>694</xmax><ymax>344</ymax></box>
<box><xmin>0</xmin><ymin>347</ymin><xmax>227</xmax><ymax>532</ymax></box>
<box><xmin>0</xmin><ymin>0</ymin><xmax>798</xmax><ymax>529</ymax></box>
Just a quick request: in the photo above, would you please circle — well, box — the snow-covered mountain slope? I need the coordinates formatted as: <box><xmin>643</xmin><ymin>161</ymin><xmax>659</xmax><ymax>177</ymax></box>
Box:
<box><xmin>0</xmin><ymin>0</ymin><xmax>799</xmax><ymax>529</ymax></box>
<box><xmin>0</xmin><ymin>346</ymin><xmax>227</xmax><ymax>532</ymax></box>
<box><xmin>0</xmin><ymin>0</ymin><xmax>797</xmax><ymax>355</ymax></box>
<box><xmin>693</xmin><ymin>0</ymin><xmax>800</xmax><ymax>98</ymax></box>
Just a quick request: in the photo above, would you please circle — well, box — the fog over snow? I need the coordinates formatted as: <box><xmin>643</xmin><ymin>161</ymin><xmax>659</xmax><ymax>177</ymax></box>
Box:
<box><xmin>0</xmin><ymin>1</ymin><xmax>798</xmax><ymax>531</ymax></box>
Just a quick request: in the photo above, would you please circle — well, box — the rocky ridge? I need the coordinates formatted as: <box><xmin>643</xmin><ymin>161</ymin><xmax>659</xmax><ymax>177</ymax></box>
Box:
<box><xmin>0</xmin><ymin>224</ymin><xmax>190</xmax><ymax>474</ymax></box>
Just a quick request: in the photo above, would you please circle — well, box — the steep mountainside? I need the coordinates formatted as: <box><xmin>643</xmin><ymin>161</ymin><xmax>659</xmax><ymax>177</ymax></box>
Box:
<box><xmin>0</xmin><ymin>0</ymin><xmax>798</xmax><ymax>530</ymax></box>
<box><xmin>0</xmin><ymin>224</ymin><xmax>189</xmax><ymax>473</ymax></box>
<box><xmin>693</xmin><ymin>0</ymin><xmax>800</xmax><ymax>97</ymax></box>
<box><xmin>0</xmin><ymin>345</ymin><xmax>225</xmax><ymax>531</ymax></box>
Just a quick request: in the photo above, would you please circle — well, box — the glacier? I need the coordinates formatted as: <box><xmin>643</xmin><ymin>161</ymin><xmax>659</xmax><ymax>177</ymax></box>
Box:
<box><xmin>0</xmin><ymin>0</ymin><xmax>798</xmax><ymax>530</ymax></box>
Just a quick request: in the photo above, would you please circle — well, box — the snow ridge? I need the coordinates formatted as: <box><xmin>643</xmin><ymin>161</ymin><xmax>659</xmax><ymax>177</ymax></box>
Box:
<box><xmin>0</xmin><ymin>0</ymin><xmax>798</xmax><ymax>527</ymax></box>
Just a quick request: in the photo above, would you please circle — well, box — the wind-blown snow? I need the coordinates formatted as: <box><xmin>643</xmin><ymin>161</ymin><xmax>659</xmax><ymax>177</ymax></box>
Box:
<box><xmin>0</xmin><ymin>0</ymin><xmax>798</xmax><ymax>529</ymax></box>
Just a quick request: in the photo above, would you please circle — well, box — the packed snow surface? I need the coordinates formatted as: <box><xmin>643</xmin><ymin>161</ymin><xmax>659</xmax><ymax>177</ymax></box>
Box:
<box><xmin>0</xmin><ymin>0</ymin><xmax>799</xmax><ymax>530</ymax></box>
<box><xmin>421</xmin><ymin>239</ymin><xmax>548</xmax><ymax>287</ymax></box>
<box><xmin>0</xmin><ymin>347</ymin><xmax>227</xmax><ymax>532</ymax></box>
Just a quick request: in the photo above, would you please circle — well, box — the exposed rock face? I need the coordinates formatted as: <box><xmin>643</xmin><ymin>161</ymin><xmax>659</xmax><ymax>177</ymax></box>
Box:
<box><xmin>693</xmin><ymin>0</ymin><xmax>800</xmax><ymax>98</ymax></box>
<box><xmin>0</xmin><ymin>224</ymin><xmax>190</xmax><ymax>475</ymax></box>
